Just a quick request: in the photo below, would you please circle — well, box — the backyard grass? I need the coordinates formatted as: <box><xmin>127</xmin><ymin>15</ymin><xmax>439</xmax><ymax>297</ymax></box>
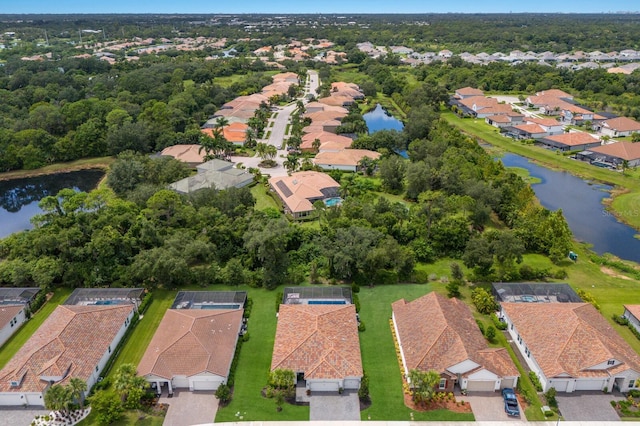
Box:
<box><xmin>79</xmin><ymin>408</ymin><xmax>165</xmax><ymax>426</ymax></box>
<box><xmin>215</xmin><ymin>285</ymin><xmax>309</xmax><ymax>421</ymax></box>
<box><xmin>442</xmin><ymin>111</ymin><xmax>640</xmax><ymax>230</ymax></box>
<box><xmin>0</xmin><ymin>287</ymin><xmax>72</xmax><ymax>369</ymax></box>
<box><xmin>251</xmin><ymin>183</ymin><xmax>279</xmax><ymax>211</ymax></box>
<box><xmin>105</xmin><ymin>290</ymin><xmax>175</xmax><ymax>380</ymax></box>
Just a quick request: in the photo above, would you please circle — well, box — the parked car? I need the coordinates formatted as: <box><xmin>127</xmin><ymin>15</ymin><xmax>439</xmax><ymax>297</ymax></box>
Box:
<box><xmin>502</xmin><ymin>387</ymin><xmax>520</xmax><ymax>417</ymax></box>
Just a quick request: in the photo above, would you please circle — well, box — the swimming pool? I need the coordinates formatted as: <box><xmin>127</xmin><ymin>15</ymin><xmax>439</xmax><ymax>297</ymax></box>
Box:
<box><xmin>308</xmin><ymin>300</ymin><xmax>347</xmax><ymax>305</ymax></box>
<box><xmin>323</xmin><ymin>197</ymin><xmax>343</xmax><ymax>207</ymax></box>
<box><xmin>199</xmin><ymin>304</ymin><xmax>241</xmax><ymax>310</ymax></box>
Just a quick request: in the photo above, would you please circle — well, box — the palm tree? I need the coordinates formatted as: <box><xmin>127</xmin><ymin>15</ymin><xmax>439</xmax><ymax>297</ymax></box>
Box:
<box><xmin>265</xmin><ymin>144</ymin><xmax>277</xmax><ymax>161</ymax></box>
<box><xmin>256</xmin><ymin>142</ymin><xmax>269</xmax><ymax>161</ymax></box>
<box><xmin>44</xmin><ymin>384</ymin><xmax>73</xmax><ymax>415</ymax></box>
<box><xmin>245</xmin><ymin>127</ymin><xmax>257</xmax><ymax>149</ymax></box>
<box><xmin>214</xmin><ymin>116</ymin><xmax>229</xmax><ymax>131</ymax></box>
<box><xmin>312</xmin><ymin>138</ymin><xmax>321</xmax><ymax>153</ymax></box>
<box><xmin>283</xmin><ymin>155</ymin><xmax>299</xmax><ymax>174</ymax></box>
<box><xmin>113</xmin><ymin>363</ymin><xmax>138</xmax><ymax>402</ymax></box>
<box><xmin>68</xmin><ymin>378</ymin><xmax>87</xmax><ymax>409</ymax></box>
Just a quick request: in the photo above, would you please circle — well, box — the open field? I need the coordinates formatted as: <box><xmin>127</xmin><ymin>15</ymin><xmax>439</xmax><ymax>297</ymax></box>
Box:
<box><xmin>0</xmin><ymin>157</ymin><xmax>114</xmax><ymax>182</ymax></box>
<box><xmin>442</xmin><ymin>111</ymin><xmax>640</xmax><ymax>231</ymax></box>
<box><xmin>0</xmin><ymin>288</ymin><xmax>73</xmax><ymax>369</ymax></box>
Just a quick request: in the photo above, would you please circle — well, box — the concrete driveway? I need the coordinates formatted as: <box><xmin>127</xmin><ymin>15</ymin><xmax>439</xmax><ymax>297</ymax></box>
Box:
<box><xmin>465</xmin><ymin>392</ymin><xmax>527</xmax><ymax>421</ymax></box>
<box><xmin>556</xmin><ymin>391</ymin><xmax>624</xmax><ymax>421</ymax></box>
<box><xmin>160</xmin><ymin>390</ymin><xmax>219</xmax><ymax>426</ymax></box>
<box><xmin>0</xmin><ymin>407</ymin><xmax>48</xmax><ymax>426</ymax></box>
<box><xmin>309</xmin><ymin>390</ymin><xmax>360</xmax><ymax>421</ymax></box>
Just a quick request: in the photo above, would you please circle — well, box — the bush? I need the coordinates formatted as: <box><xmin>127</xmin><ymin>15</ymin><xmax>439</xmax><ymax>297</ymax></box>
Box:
<box><xmin>243</xmin><ymin>297</ymin><xmax>253</xmax><ymax>318</ymax></box>
<box><xmin>358</xmin><ymin>320</ymin><xmax>366</xmax><ymax>332</ymax></box>
<box><xmin>138</xmin><ymin>291</ymin><xmax>153</xmax><ymax>314</ymax></box>
<box><xmin>613</xmin><ymin>314</ymin><xmax>629</xmax><ymax>325</ymax></box>
<box><xmin>215</xmin><ymin>384</ymin><xmax>232</xmax><ymax>404</ymax></box>
<box><xmin>358</xmin><ymin>372</ymin><xmax>370</xmax><ymax>401</ymax></box>
<box><xmin>353</xmin><ymin>294</ymin><xmax>361</xmax><ymax>313</ymax></box>
<box><xmin>485</xmin><ymin>325</ymin><xmax>496</xmax><ymax>343</ymax></box>
<box><xmin>553</xmin><ymin>268</ymin><xmax>568</xmax><ymax>279</ymax></box>
<box><xmin>545</xmin><ymin>387</ymin><xmax>558</xmax><ymax>408</ymax></box>
<box><xmin>351</xmin><ymin>283</ymin><xmax>360</xmax><ymax>293</ymax></box>
<box><xmin>471</xmin><ymin>287</ymin><xmax>499</xmax><ymax>315</ymax></box>
<box><xmin>242</xmin><ymin>332</ymin><xmax>250</xmax><ymax>342</ymax></box>
<box><xmin>629</xmin><ymin>389</ymin><xmax>640</xmax><ymax>398</ymax></box>
<box><xmin>529</xmin><ymin>371</ymin><xmax>543</xmax><ymax>392</ymax></box>
<box><xmin>446</xmin><ymin>281</ymin><xmax>461</xmax><ymax>298</ymax></box>
<box><xmin>491</xmin><ymin>313</ymin><xmax>508</xmax><ymax>330</ymax></box>
<box><xmin>577</xmin><ymin>289</ymin><xmax>600</xmax><ymax>311</ymax></box>
<box><xmin>476</xmin><ymin>319</ymin><xmax>485</xmax><ymax>336</ymax></box>
<box><xmin>275</xmin><ymin>292</ymin><xmax>283</xmax><ymax>313</ymax></box>
<box><xmin>544</xmin><ymin>410</ymin><xmax>555</xmax><ymax>417</ymax></box>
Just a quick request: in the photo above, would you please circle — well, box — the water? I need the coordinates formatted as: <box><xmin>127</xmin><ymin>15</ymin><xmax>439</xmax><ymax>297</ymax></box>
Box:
<box><xmin>363</xmin><ymin>104</ymin><xmax>404</xmax><ymax>133</ymax></box>
<box><xmin>324</xmin><ymin>197</ymin><xmax>343</xmax><ymax>207</ymax></box>
<box><xmin>0</xmin><ymin>169</ymin><xmax>104</xmax><ymax>238</ymax></box>
<box><xmin>500</xmin><ymin>153</ymin><xmax>640</xmax><ymax>262</ymax></box>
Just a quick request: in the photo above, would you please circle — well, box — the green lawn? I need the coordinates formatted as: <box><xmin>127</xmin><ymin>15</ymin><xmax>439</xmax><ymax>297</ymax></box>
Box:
<box><xmin>251</xmin><ymin>184</ymin><xmax>279</xmax><ymax>211</ymax></box>
<box><xmin>79</xmin><ymin>408</ymin><xmax>165</xmax><ymax>426</ymax></box>
<box><xmin>0</xmin><ymin>288</ymin><xmax>72</xmax><ymax>369</ymax></box>
<box><xmin>215</xmin><ymin>286</ymin><xmax>309</xmax><ymax>421</ymax></box>
<box><xmin>442</xmin><ymin>111</ymin><xmax>640</xmax><ymax>230</ymax></box>
<box><xmin>358</xmin><ymin>284</ymin><xmax>474</xmax><ymax>421</ymax></box>
<box><xmin>106</xmin><ymin>290</ymin><xmax>175</xmax><ymax>380</ymax></box>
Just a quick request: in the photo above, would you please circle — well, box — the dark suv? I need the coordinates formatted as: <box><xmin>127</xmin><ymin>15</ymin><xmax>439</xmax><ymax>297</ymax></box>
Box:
<box><xmin>502</xmin><ymin>387</ymin><xmax>520</xmax><ymax>417</ymax></box>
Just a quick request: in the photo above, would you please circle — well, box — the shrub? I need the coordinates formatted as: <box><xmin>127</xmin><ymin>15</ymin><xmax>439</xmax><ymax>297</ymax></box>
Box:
<box><xmin>358</xmin><ymin>372</ymin><xmax>370</xmax><ymax>401</ymax></box>
<box><xmin>446</xmin><ymin>281</ymin><xmax>461</xmax><ymax>298</ymax></box>
<box><xmin>553</xmin><ymin>268</ymin><xmax>568</xmax><ymax>279</ymax></box>
<box><xmin>242</xmin><ymin>332</ymin><xmax>250</xmax><ymax>342</ymax></box>
<box><xmin>351</xmin><ymin>283</ymin><xmax>360</xmax><ymax>293</ymax></box>
<box><xmin>544</xmin><ymin>410</ymin><xmax>555</xmax><ymax>417</ymax></box>
<box><xmin>353</xmin><ymin>294</ymin><xmax>361</xmax><ymax>313</ymax></box>
<box><xmin>577</xmin><ymin>289</ymin><xmax>600</xmax><ymax>311</ymax></box>
<box><xmin>545</xmin><ymin>387</ymin><xmax>557</xmax><ymax>408</ymax></box>
<box><xmin>491</xmin><ymin>313</ymin><xmax>508</xmax><ymax>330</ymax></box>
<box><xmin>215</xmin><ymin>384</ymin><xmax>231</xmax><ymax>403</ymax></box>
<box><xmin>529</xmin><ymin>371</ymin><xmax>543</xmax><ymax>392</ymax></box>
<box><xmin>138</xmin><ymin>291</ymin><xmax>153</xmax><ymax>314</ymax></box>
<box><xmin>243</xmin><ymin>297</ymin><xmax>253</xmax><ymax>318</ymax></box>
<box><xmin>358</xmin><ymin>320</ymin><xmax>366</xmax><ymax>332</ymax></box>
<box><xmin>628</xmin><ymin>389</ymin><xmax>640</xmax><ymax>398</ymax></box>
<box><xmin>471</xmin><ymin>287</ymin><xmax>499</xmax><ymax>314</ymax></box>
<box><xmin>612</xmin><ymin>314</ymin><xmax>629</xmax><ymax>325</ymax></box>
<box><xmin>275</xmin><ymin>292</ymin><xmax>283</xmax><ymax>313</ymax></box>
<box><xmin>476</xmin><ymin>319</ymin><xmax>485</xmax><ymax>335</ymax></box>
<box><xmin>485</xmin><ymin>325</ymin><xmax>496</xmax><ymax>343</ymax></box>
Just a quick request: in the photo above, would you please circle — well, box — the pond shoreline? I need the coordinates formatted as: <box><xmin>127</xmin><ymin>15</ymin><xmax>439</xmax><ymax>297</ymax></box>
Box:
<box><xmin>0</xmin><ymin>157</ymin><xmax>113</xmax><ymax>182</ymax></box>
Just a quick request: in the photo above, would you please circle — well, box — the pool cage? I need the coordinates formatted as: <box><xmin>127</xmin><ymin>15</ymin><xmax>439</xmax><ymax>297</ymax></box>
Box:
<box><xmin>63</xmin><ymin>288</ymin><xmax>145</xmax><ymax>306</ymax></box>
<box><xmin>282</xmin><ymin>286</ymin><xmax>352</xmax><ymax>305</ymax></box>
<box><xmin>170</xmin><ymin>291</ymin><xmax>247</xmax><ymax>309</ymax></box>
<box><xmin>0</xmin><ymin>287</ymin><xmax>40</xmax><ymax>305</ymax></box>
<box><xmin>492</xmin><ymin>282</ymin><xmax>583</xmax><ymax>304</ymax></box>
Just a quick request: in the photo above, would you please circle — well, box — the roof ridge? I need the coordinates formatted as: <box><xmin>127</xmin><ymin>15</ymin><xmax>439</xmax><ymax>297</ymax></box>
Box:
<box><xmin>150</xmin><ymin>312</ymin><xmax>198</xmax><ymax>374</ymax></box>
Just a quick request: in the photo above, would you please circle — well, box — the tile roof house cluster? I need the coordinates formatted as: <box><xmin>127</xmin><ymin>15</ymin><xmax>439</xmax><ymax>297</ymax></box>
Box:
<box><xmin>392</xmin><ymin>292</ymin><xmax>519</xmax><ymax>393</ymax></box>
<box><xmin>504</xmin><ymin>117</ymin><xmax>564</xmax><ymax>140</ymax></box>
<box><xmin>301</xmin><ymin>101</ymin><xmax>353</xmax><ymax>152</ymax></box>
<box><xmin>0</xmin><ymin>303</ymin><xmax>135</xmax><ymax>406</ymax></box>
<box><xmin>201</xmin><ymin>122</ymin><xmax>249</xmax><ymax>145</ymax></box>
<box><xmin>271</xmin><ymin>304</ymin><xmax>363</xmax><ymax>392</ymax></box>
<box><xmin>318</xmin><ymin>82</ymin><xmax>364</xmax><ymax>107</ymax></box>
<box><xmin>268</xmin><ymin>171</ymin><xmax>340</xmax><ymax>219</ymax></box>
<box><xmin>138</xmin><ymin>293</ymin><xmax>244</xmax><ymax>393</ymax></box>
<box><xmin>168</xmin><ymin>159</ymin><xmax>254</xmax><ymax>194</ymax></box>
<box><xmin>502</xmin><ymin>302</ymin><xmax>640</xmax><ymax>393</ymax></box>
<box><xmin>0</xmin><ymin>288</ymin><xmax>40</xmax><ymax>348</ymax></box>
<box><xmin>577</xmin><ymin>141</ymin><xmax>640</xmax><ymax>168</ymax></box>
<box><xmin>525</xmin><ymin>89</ymin><xmax>606</xmax><ymax>125</ymax></box>
<box><xmin>450</xmin><ymin>88</ymin><xmax>518</xmax><ymax>121</ymax></box>
<box><xmin>538</xmin><ymin>132</ymin><xmax>601</xmax><ymax>152</ymax></box>
<box><xmin>160</xmin><ymin>144</ymin><xmax>206</xmax><ymax>167</ymax></box>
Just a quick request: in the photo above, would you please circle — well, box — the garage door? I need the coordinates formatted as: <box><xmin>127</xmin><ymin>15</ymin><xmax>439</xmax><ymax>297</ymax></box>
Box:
<box><xmin>549</xmin><ymin>380</ymin><xmax>568</xmax><ymax>392</ymax></box>
<box><xmin>575</xmin><ymin>380</ymin><xmax>605</xmax><ymax>391</ymax></box>
<box><xmin>191</xmin><ymin>380</ymin><xmax>222</xmax><ymax>391</ymax></box>
<box><xmin>501</xmin><ymin>378</ymin><xmax>516</xmax><ymax>389</ymax></box>
<box><xmin>466</xmin><ymin>380</ymin><xmax>496</xmax><ymax>392</ymax></box>
<box><xmin>344</xmin><ymin>378</ymin><xmax>360</xmax><ymax>390</ymax></box>
<box><xmin>309</xmin><ymin>381</ymin><xmax>340</xmax><ymax>392</ymax></box>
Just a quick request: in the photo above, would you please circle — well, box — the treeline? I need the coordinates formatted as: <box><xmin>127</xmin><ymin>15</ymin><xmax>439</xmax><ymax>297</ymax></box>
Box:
<box><xmin>0</xmin><ymin>54</ymin><xmax>303</xmax><ymax>171</ymax></box>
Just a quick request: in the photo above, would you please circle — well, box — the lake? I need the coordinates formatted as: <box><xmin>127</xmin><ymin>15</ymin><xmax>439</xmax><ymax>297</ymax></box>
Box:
<box><xmin>500</xmin><ymin>153</ymin><xmax>640</xmax><ymax>262</ymax></box>
<box><xmin>0</xmin><ymin>169</ymin><xmax>105</xmax><ymax>238</ymax></box>
<box><xmin>363</xmin><ymin>104</ymin><xmax>404</xmax><ymax>133</ymax></box>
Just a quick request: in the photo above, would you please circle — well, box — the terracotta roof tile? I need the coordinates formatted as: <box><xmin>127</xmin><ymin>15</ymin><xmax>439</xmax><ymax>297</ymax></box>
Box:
<box><xmin>0</xmin><ymin>305</ymin><xmax>133</xmax><ymax>393</ymax></box>
<box><xmin>138</xmin><ymin>309</ymin><xmax>243</xmax><ymax>380</ymax></box>
<box><xmin>0</xmin><ymin>305</ymin><xmax>23</xmax><ymax>330</ymax></box>
<box><xmin>602</xmin><ymin>117</ymin><xmax>640</xmax><ymax>133</ymax></box>
<box><xmin>502</xmin><ymin>303</ymin><xmax>640</xmax><ymax>379</ymax></box>
<box><xmin>271</xmin><ymin>304</ymin><xmax>362</xmax><ymax>379</ymax></box>
<box><xmin>268</xmin><ymin>171</ymin><xmax>340</xmax><ymax>214</ymax></box>
<box><xmin>625</xmin><ymin>305</ymin><xmax>640</xmax><ymax>321</ymax></box>
<box><xmin>590</xmin><ymin>142</ymin><xmax>640</xmax><ymax>161</ymax></box>
<box><xmin>313</xmin><ymin>149</ymin><xmax>380</xmax><ymax>167</ymax></box>
<box><xmin>160</xmin><ymin>144</ymin><xmax>206</xmax><ymax>164</ymax></box>
<box><xmin>543</xmin><ymin>132</ymin><xmax>600</xmax><ymax>146</ymax></box>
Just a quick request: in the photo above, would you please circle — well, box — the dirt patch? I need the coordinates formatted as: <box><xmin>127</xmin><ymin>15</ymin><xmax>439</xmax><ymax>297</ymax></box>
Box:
<box><xmin>601</xmin><ymin>266</ymin><xmax>633</xmax><ymax>280</ymax></box>
<box><xmin>403</xmin><ymin>392</ymin><xmax>472</xmax><ymax>413</ymax></box>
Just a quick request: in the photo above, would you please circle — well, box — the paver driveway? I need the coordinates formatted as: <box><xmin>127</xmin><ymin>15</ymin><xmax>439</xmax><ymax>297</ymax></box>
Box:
<box><xmin>465</xmin><ymin>392</ymin><xmax>527</xmax><ymax>421</ymax></box>
<box><xmin>160</xmin><ymin>390</ymin><xmax>219</xmax><ymax>426</ymax></box>
<box><xmin>556</xmin><ymin>391</ymin><xmax>623</xmax><ymax>421</ymax></box>
<box><xmin>0</xmin><ymin>407</ymin><xmax>48</xmax><ymax>426</ymax></box>
<box><xmin>309</xmin><ymin>390</ymin><xmax>360</xmax><ymax>421</ymax></box>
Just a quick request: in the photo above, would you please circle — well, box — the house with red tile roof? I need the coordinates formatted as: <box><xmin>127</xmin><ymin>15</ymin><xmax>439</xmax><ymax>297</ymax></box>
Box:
<box><xmin>505</xmin><ymin>124</ymin><xmax>550</xmax><ymax>140</ymax></box>
<box><xmin>539</xmin><ymin>132</ymin><xmax>601</xmax><ymax>152</ymax></box>
<box><xmin>583</xmin><ymin>141</ymin><xmax>640</xmax><ymax>167</ymax></box>
<box><xmin>271</xmin><ymin>304</ymin><xmax>362</xmax><ymax>392</ymax></box>
<box><xmin>454</xmin><ymin>87</ymin><xmax>484</xmax><ymax>99</ymax></box>
<box><xmin>485</xmin><ymin>112</ymin><xmax>524</xmax><ymax>128</ymax></box>
<box><xmin>502</xmin><ymin>302</ymin><xmax>640</xmax><ymax>392</ymax></box>
<box><xmin>201</xmin><ymin>122</ymin><xmax>248</xmax><ymax>146</ymax></box>
<box><xmin>597</xmin><ymin>117</ymin><xmax>640</xmax><ymax>138</ymax></box>
<box><xmin>301</xmin><ymin>132</ymin><xmax>353</xmax><ymax>152</ymax></box>
<box><xmin>525</xmin><ymin>117</ymin><xmax>564</xmax><ymax>134</ymax></box>
<box><xmin>268</xmin><ymin>171</ymin><xmax>340</xmax><ymax>219</ymax></box>
<box><xmin>392</xmin><ymin>292</ymin><xmax>519</xmax><ymax>393</ymax></box>
<box><xmin>0</xmin><ymin>304</ymin><xmax>135</xmax><ymax>406</ymax></box>
<box><xmin>313</xmin><ymin>149</ymin><xmax>381</xmax><ymax>172</ymax></box>
<box><xmin>160</xmin><ymin>144</ymin><xmax>206</xmax><ymax>167</ymax></box>
<box><xmin>138</xmin><ymin>293</ymin><xmax>244</xmax><ymax>393</ymax></box>
<box><xmin>0</xmin><ymin>288</ymin><xmax>40</xmax><ymax>349</ymax></box>
<box><xmin>623</xmin><ymin>305</ymin><xmax>640</xmax><ymax>336</ymax></box>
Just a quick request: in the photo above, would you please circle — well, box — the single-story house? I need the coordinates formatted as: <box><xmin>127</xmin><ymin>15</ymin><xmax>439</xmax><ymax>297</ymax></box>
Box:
<box><xmin>504</xmin><ymin>124</ymin><xmax>549</xmax><ymax>140</ymax></box>
<box><xmin>538</xmin><ymin>132</ymin><xmax>601</xmax><ymax>152</ymax></box>
<box><xmin>596</xmin><ymin>117</ymin><xmax>640</xmax><ymax>138</ymax></box>
<box><xmin>472</xmin><ymin>103</ymin><xmax>514</xmax><ymax>119</ymax></box>
<box><xmin>454</xmin><ymin>96</ymin><xmax>500</xmax><ymax>117</ymax></box>
<box><xmin>160</xmin><ymin>144</ymin><xmax>206</xmax><ymax>167</ymax></box>
<box><xmin>577</xmin><ymin>142</ymin><xmax>640</xmax><ymax>168</ymax></box>
<box><xmin>525</xmin><ymin>89</ymin><xmax>573</xmax><ymax>108</ymax></box>
<box><xmin>201</xmin><ymin>122</ymin><xmax>248</xmax><ymax>146</ymax></box>
<box><xmin>268</xmin><ymin>171</ymin><xmax>340</xmax><ymax>219</ymax></box>
<box><xmin>271</xmin><ymin>304</ymin><xmax>362</xmax><ymax>392</ymax></box>
<box><xmin>138</xmin><ymin>291</ymin><xmax>245</xmax><ymax>393</ymax></box>
<box><xmin>485</xmin><ymin>112</ymin><xmax>524</xmax><ymax>128</ymax></box>
<box><xmin>169</xmin><ymin>159</ymin><xmax>254</xmax><ymax>194</ymax></box>
<box><xmin>502</xmin><ymin>302</ymin><xmax>640</xmax><ymax>393</ymax></box>
<box><xmin>525</xmin><ymin>117</ymin><xmax>564</xmax><ymax>135</ymax></box>
<box><xmin>0</xmin><ymin>303</ymin><xmax>136</xmax><ymax>406</ymax></box>
<box><xmin>454</xmin><ymin>87</ymin><xmax>484</xmax><ymax>99</ymax></box>
<box><xmin>301</xmin><ymin>132</ymin><xmax>353</xmax><ymax>152</ymax></box>
<box><xmin>623</xmin><ymin>305</ymin><xmax>640</xmax><ymax>336</ymax></box>
<box><xmin>0</xmin><ymin>288</ymin><xmax>40</xmax><ymax>348</ymax></box>
<box><xmin>313</xmin><ymin>149</ymin><xmax>380</xmax><ymax>172</ymax></box>
<box><xmin>392</xmin><ymin>292</ymin><xmax>519</xmax><ymax>393</ymax></box>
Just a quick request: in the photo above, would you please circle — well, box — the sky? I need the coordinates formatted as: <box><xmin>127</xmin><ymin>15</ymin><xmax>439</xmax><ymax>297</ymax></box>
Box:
<box><xmin>2</xmin><ymin>0</ymin><xmax>637</xmax><ymax>14</ymax></box>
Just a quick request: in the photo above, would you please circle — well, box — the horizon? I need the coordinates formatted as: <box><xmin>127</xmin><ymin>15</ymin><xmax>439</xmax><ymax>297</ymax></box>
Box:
<box><xmin>1</xmin><ymin>0</ymin><xmax>638</xmax><ymax>15</ymax></box>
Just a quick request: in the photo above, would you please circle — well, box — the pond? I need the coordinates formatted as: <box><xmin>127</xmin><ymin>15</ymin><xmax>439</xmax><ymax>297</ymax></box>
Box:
<box><xmin>363</xmin><ymin>104</ymin><xmax>404</xmax><ymax>133</ymax></box>
<box><xmin>0</xmin><ymin>169</ymin><xmax>105</xmax><ymax>238</ymax></box>
<box><xmin>500</xmin><ymin>153</ymin><xmax>640</xmax><ymax>262</ymax></box>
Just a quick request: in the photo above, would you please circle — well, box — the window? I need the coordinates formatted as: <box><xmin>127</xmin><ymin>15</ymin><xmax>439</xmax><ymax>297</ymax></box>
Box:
<box><xmin>439</xmin><ymin>379</ymin><xmax>447</xmax><ymax>390</ymax></box>
<box><xmin>607</xmin><ymin>359</ymin><xmax>616</xmax><ymax>366</ymax></box>
<box><xmin>108</xmin><ymin>346</ymin><xmax>111</xmax><ymax>353</ymax></box>
<box><xmin>96</xmin><ymin>366</ymin><xmax>99</xmax><ymax>372</ymax></box>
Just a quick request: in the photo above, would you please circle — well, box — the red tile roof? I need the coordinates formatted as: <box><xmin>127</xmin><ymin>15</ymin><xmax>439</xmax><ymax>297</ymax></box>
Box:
<box><xmin>455</xmin><ymin>87</ymin><xmax>484</xmax><ymax>97</ymax></box>
<box><xmin>0</xmin><ymin>305</ymin><xmax>133</xmax><ymax>392</ymax></box>
<box><xmin>502</xmin><ymin>303</ymin><xmax>640</xmax><ymax>379</ymax></box>
<box><xmin>0</xmin><ymin>305</ymin><xmax>23</xmax><ymax>331</ymax></box>
<box><xmin>138</xmin><ymin>309</ymin><xmax>243</xmax><ymax>380</ymax></box>
<box><xmin>543</xmin><ymin>132</ymin><xmax>600</xmax><ymax>147</ymax></box>
<box><xmin>526</xmin><ymin>117</ymin><xmax>562</xmax><ymax>127</ymax></box>
<box><xmin>268</xmin><ymin>171</ymin><xmax>340</xmax><ymax>214</ymax></box>
<box><xmin>271</xmin><ymin>304</ymin><xmax>362</xmax><ymax>380</ymax></box>
<box><xmin>393</xmin><ymin>293</ymin><xmax>518</xmax><ymax>378</ymax></box>
<box><xmin>160</xmin><ymin>144</ymin><xmax>206</xmax><ymax>164</ymax></box>
<box><xmin>590</xmin><ymin>142</ymin><xmax>640</xmax><ymax>160</ymax></box>
<box><xmin>513</xmin><ymin>124</ymin><xmax>547</xmax><ymax>134</ymax></box>
<box><xmin>602</xmin><ymin>117</ymin><xmax>640</xmax><ymax>133</ymax></box>
<box><xmin>625</xmin><ymin>305</ymin><xmax>640</xmax><ymax>321</ymax></box>
<box><xmin>313</xmin><ymin>149</ymin><xmax>381</xmax><ymax>167</ymax></box>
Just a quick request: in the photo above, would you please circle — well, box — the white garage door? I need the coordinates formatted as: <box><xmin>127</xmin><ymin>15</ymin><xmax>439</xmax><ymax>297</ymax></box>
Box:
<box><xmin>466</xmin><ymin>380</ymin><xmax>496</xmax><ymax>392</ymax></box>
<box><xmin>309</xmin><ymin>381</ymin><xmax>340</xmax><ymax>392</ymax></box>
<box><xmin>549</xmin><ymin>380</ymin><xmax>569</xmax><ymax>392</ymax></box>
<box><xmin>575</xmin><ymin>380</ymin><xmax>605</xmax><ymax>391</ymax></box>
<box><xmin>344</xmin><ymin>378</ymin><xmax>360</xmax><ymax>390</ymax></box>
<box><xmin>191</xmin><ymin>380</ymin><xmax>222</xmax><ymax>391</ymax></box>
<box><xmin>501</xmin><ymin>378</ymin><xmax>516</xmax><ymax>389</ymax></box>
